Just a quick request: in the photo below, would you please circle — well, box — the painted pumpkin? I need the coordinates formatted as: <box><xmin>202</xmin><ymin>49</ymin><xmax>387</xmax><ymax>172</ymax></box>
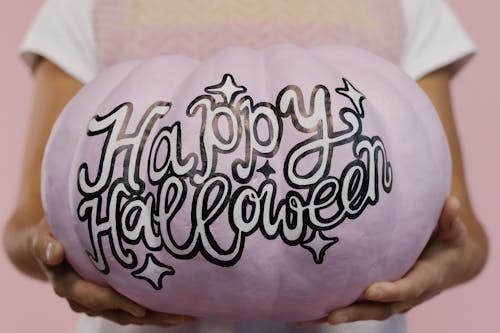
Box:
<box><xmin>41</xmin><ymin>44</ymin><xmax>450</xmax><ymax>322</ymax></box>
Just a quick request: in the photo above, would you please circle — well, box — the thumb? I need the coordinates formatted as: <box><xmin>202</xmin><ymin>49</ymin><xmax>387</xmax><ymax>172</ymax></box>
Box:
<box><xmin>32</xmin><ymin>232</ymin><xmax>65</xmax><ymax>266</ymax></box>
<box><xmin>437</xmin><ymin>196</ymin><xmax>463</xmax><ymax>241</ymax></box>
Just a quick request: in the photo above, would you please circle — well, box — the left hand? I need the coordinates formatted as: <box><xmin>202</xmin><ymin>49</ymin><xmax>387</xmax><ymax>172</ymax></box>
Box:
<box><xmin>297</xmin><ymin>196</ymin><xmax>468</xmax><ymax>326</ymax></box>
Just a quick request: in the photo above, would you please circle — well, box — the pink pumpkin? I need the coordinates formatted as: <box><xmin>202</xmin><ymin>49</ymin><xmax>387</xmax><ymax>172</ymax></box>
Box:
<box><xmin>41</xmin><ymin>44</ymin><xmax>450</xmax><ymax>322</ymax></box>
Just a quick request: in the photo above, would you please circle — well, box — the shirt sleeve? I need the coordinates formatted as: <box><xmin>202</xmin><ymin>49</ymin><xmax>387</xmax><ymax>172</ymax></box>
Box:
<box><xmin>400</xmin><ymin>0</ymin><xmax>476</xmax><ymax>80</ymax></box>
<box><xmin>19</xmin><ymin>0</ymin><xmax>98</xmax><ymax>83</ymax></box>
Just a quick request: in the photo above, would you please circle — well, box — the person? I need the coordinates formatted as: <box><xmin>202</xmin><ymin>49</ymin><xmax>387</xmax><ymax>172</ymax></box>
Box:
<box><xmin>3</xmin><ymin>0</ymin><xmax>489</xmax><ymax>332</ymax></box>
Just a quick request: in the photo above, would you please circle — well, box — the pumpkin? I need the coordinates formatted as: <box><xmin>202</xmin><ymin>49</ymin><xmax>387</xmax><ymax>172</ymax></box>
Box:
<box><xmin>41</xmin><ymin>44</ymin><xmax>450</xmax><ymax>322</ymax></box>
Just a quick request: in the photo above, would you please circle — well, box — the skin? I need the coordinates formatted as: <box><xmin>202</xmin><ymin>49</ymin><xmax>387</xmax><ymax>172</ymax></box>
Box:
<box><xmin>3</xmin><ymin>58</ymin><xmax>489</xmax><ymax>327</ymax></box>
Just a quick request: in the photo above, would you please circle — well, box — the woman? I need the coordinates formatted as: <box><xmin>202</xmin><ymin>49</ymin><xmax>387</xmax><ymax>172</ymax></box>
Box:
<box><xmin>3</xmin><ymin>0</ymin><xmax>488</xmax><ymax>332</ymax></box>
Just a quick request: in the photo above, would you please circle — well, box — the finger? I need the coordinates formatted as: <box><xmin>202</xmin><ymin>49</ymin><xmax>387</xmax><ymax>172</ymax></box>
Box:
<box><xmin>327</xmin><ymin>302</ymin><xmax>394</xmax><ymax>324</ymax></box>
<box><xmin>140</xmin><ymin>310</ymin><xmax>197</xmax><ymax>326</ymax></box>
<box><xmin>439</xmin><ymin>216</ymin><xmax>467</xmax><ymax>244</ymax></box>
<box><xmin>48</xmin><ymin>266</ymin><xmax>146</xmax><ymax>318</ymax></box>
<box><xmin>31</xmin><ymin>232</ymin><xmax>65</xmax><ymax>266</ymax></box>
<box><xmin>295</xmin><ymin>317</ymin><xmax>328</xmax><ymax>326</ymax></box>
<box><xmin>68</xmin><ymin>300</ymin><xmax>195</xmax><ymax>326</ymax></box>
<box><xmin>97</xmin><ymin>309</ymin><xmax>196</xmax><ymax>327</ymax></box>
<box><xmin>364</xmin><ymin>260</ymin><xmax>442</xmax><ymax>302</ymax></box>
<box><xmin>68</xmin><ymin>300</ymin><xmax>97</xmax><ymax>316</ymax></box>
<box><xmin>68</xmin><ymin>300</ymin><xmax>88</xmax><ymax>314</ymax></box>
<box><xmin>95</xmin><ymin>310</ymin><xmax>142</xmax><ymax>326</ymax></box>
<box><xmin>436</xmin><ymin>197</ymin><xmax>461</xmax><ymax>239</ymax></box>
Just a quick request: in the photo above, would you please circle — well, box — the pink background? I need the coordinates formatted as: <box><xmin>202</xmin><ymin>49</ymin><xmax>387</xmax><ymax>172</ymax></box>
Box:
<box><xmin>0</xmin><ymin>1</ymin><xmax>497</xmax><ymax>332</ymax></box>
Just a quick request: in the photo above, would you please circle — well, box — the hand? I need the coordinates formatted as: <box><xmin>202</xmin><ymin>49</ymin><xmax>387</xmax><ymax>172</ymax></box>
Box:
<box><xmin>297</xmin><ymin>196</ymin><xmax>468</xmax><ymax>326</ymax></box>
<box><xmin>30</xmin><ymin>218</ymin><xmax>197</xmax><ymax>326</ymax></box>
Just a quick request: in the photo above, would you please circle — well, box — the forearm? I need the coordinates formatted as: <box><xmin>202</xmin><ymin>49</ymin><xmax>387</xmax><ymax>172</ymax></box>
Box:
<box><xmin>418</xmin><ymin>66</ymin><xmax>489</xmax><ymax>286</ymax></box>
<box><xmin>3</xmin><ymin>59</ymin><xmax>83</xmax><ymax>281</ymax></box>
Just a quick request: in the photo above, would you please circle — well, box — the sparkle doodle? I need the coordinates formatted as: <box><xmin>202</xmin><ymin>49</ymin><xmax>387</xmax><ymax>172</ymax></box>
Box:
<box><xmin>76</xmin><ymin>74</ymin><xmax>393</xmax><ymax>289</ymax></box>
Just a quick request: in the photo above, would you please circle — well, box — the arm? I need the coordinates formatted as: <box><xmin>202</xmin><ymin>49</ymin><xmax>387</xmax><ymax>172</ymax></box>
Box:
<box><xmin>4</xmin><ymin>58</ymin><xmax>82</xmax><ymax>279</ymax></box>
<box><xmin>298</xmin><ymin>65</ymin><xmax>489</xmax><ymax>325</ymax></box>
<box><xmin>3</xmin><ymin>59</ymin><xmax>195</xmax><ymax>326</ymax></box>
<box><xmin>417</xmin><ymin>66</ymin><xmax>488</xmax><ymax>282</ymax></box>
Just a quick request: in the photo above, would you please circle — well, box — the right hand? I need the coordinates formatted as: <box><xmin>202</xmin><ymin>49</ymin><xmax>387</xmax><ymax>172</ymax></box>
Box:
<box><xmin>30</xmin><ymin>218</ymin><xmax>197</xmax><ymax>326</ymax></box>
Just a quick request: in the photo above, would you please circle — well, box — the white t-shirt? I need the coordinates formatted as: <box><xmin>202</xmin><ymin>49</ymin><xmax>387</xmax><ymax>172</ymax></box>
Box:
<box><xmin>20</xmin><ymin>0</ymin><xmax>475</xmax><ymax>84</ymax></box>
<box><xmin>19</xmin><ymin>1</ymin><xmax>475</xmax><ymax>333</ymax></box>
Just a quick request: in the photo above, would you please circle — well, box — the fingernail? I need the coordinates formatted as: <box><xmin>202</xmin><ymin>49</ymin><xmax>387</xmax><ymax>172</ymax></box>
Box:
<box><xmin>449</xmin><ymin>196</ymin><xmax>461</xmax><ymax>210</ymax></box>
<box><xmin>45</xmin><ymin>241</ymin><xmax>54</xmax><ymax>262</ymax></box>
<box><xmin>330</xmin><ymin>312</ymin><xmax>349</xmax><ymax>324</ymax></box>
<box><xmin>367</xmin><ymin>287</ymin><xmax>384</xmax><ymax>299</ymax></box>
<box><xmin>127</xmin><ymin>307</ymin><xmax>146</xmax><ymax>318</ymax></box>
<box><xmin>164</xmin><ymin>316</ymin><xmax>196</xmax><ymax>325</ymax></box>
<box><xmin>181</xmin><ymin>316</ymin><xmax>197</xmax><ymax>323</ymax></box>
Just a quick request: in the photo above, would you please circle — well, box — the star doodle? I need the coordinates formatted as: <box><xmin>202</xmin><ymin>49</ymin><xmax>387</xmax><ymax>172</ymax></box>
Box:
<box><xmin>300</xmin><ymin>230</ymin><xmax>339</xmax><ymax>264</ymax></box>
<box><xmin>205</xmin><ymin>73</ymin><xmax>247</xmax><ymax>105</ymax></box>
<box><xmin>335</xmin><ymin>78</ymin><xmax>366</xmax><ymax>117</ymax></box>
<box><xmin>256</xmin><ymin>160</ymin><xmax>276</xmax><ymax>179</ymax></box>
<box><xmin>132</xmin><ymin>254</ymin><xmax>175</xmax><ymax>290</ymax></box>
